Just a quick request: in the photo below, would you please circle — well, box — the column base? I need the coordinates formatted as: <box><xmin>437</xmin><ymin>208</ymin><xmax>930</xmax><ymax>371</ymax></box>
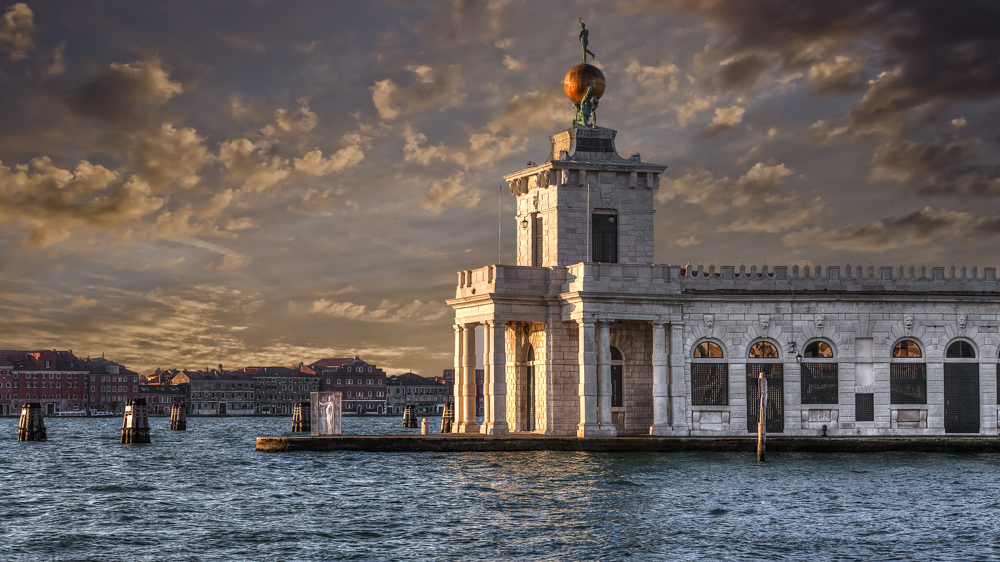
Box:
<box><xmin>649</xmin><ymin>424</ymin><xmax>672</xmax><ymax>436</ymax></box>
<box><xmin>578</xmin><ymin>423</ymin><xmax>615</xmax><ymax>437</ymax></box>
<box><xmin>598</xmin><ymin>423</ymin><xmax>618</xmax><ymax>437</ymax></box>
<box><xmin>457</xmin><ymin>422</ymin><xmax>480</xmax><ymax>433</ymax></box>
<box><xmin>483</xmin><ymin>422</ymin><xmax>509</xmax><ymax>435</ymax></box>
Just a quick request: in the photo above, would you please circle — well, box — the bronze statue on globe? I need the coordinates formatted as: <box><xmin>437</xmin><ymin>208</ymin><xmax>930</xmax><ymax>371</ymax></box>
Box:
<box><xmin>565</xmin><ymin>19</ymin><xmax>605</xmax><ymax>128</ymax></box>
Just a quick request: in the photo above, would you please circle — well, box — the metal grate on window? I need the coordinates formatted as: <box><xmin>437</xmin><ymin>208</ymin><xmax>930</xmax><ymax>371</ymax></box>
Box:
<box><xmin>890</xmin><ymin>363</ymin><xmax>927</xmax><ymax>404</ymax></box>
<box><xmin>532</xmin><ymin>215</ymin><xmax>544</xmax><ymax>267</ymax></box>
<box><xmin>691</xmin><ymin>363</ymin><xmax>728</xmax><ymax>406</ymax></box>
<box><xmin>591</xmin><ymin>213</ymin><xmax>618</xmax><ymax>263</ymax></box>
<box><xmin>746</xmin><ymin>363</ymin><xmax>784</xmax><ymax>433</ymax></box>
<box><xmin>801</xmin><ymin>363</ymin><xmax>838</xmax><ymax>404</ymax></box>
<box><xmin>856</xmin><ymin>393</ymin><xmax>874</xmax><ymax>422</ymax></box>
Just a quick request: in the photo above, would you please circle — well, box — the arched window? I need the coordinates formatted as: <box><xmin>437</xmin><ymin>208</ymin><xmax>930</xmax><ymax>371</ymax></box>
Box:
<box><xmin>692</xmin><ymin>341</ymin><xmax>727</xmax><ymax>406</ymax></box>
<box><xmin>801</xmin><ymin>341</ymin><xmax>837</xmax><ymax>404</ymax></box>
<box><xmin>944</xmin><ymin>340</ymin><xmax>979</xmax><ymax>433</ymax></box>
<box><xmin>746</xmin><ymin>341</ymin><xmax>782</xmax><ymax>433</ymax></box>
<box><xmin>890</xmin><ymin>339</ymin><xmax>926</xmax><ymax>404</ymax></box>
<box><xmin>610</xmin><ymin>346</ymin><xmax>623</xmax><ymax>408</ymax></box>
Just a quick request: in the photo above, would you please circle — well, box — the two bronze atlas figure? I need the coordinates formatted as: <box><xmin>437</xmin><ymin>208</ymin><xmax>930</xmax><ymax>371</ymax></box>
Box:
<box><xmin>565</xmin><ymin>19</ymin><xmax>605</xmax><ymax>128</ymax></box>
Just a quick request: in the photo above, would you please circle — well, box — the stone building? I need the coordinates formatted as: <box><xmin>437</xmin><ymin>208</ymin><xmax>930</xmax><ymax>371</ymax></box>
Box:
<box><xmin>246</xmin><ymin>366</ymin><xmax>320</xmax><ymax>415</ymax></box>
<box><xmin>307</xmin><ymin>357</ymin><xmax>387</xmax><ymax>415</ymax></box>
<box><xmin>171</xmin><ymin>369</ymin><xmax>256</xmax><ymax>415</ymax></box>
<box><xmin>386</xmin><ymin>372</ymin><xmax>450</xmax><ymax>415</ymax></box>
<box><xmin>447</xmin><ymin>85</ymin><xmax>999</xmax><ymax>438</ymax></box>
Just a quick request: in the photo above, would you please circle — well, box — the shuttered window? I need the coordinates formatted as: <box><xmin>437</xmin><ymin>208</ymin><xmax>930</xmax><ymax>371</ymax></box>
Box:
<box><xmin>591</xmin><ymin>213</ymin><xmax>617</xmax><ymax>263</ymax></box>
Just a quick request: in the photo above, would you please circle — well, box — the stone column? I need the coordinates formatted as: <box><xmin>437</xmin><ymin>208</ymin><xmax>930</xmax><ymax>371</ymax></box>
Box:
<box><xmin>458</xmin><ymin>323</ymin><xmax>480</xmax><ymax>433</ymax></box>
<box><xmin>650</xmin><ymin>322</ymin><xmax>670</xmax><ymax>435</ymax></box>
<box><xmin>452</xmin><ymin>324</ymin><xmax>464</xmax><ymax>432</ymax></box>
<box><xmin>597</xmin><ymin>321</ymin><xmax>616</xmax><ymax>436</ymax></box>
<box><xmin>668</xmin><ymin>322</ymin><xmax>688</xmax><ymax>434</ymax></box>
<box><xmin>483</xmin><ymin>319</ymin><xmax>510</xmax><ymax>435</ymax></box>
<box><xmin>480</xmin><ymin>321</ymin><xmax>492</xmax><ymax>434</ymax></box>
<box><xmin>577</xmin><ymin>319</ymin><xmax>600</xmax><ymax>437</ymax></box>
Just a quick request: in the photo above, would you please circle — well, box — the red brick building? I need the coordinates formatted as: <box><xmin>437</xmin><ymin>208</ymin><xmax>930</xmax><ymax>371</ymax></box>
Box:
<box><xmin>81</xmin><ymin>356</ymin><xmax>140</xmax><ymax>414</ymax></box>
<box><xmin>0</xmin><ymin>350</ymin><xmax>90</xmax><ymax>415</ymax></box>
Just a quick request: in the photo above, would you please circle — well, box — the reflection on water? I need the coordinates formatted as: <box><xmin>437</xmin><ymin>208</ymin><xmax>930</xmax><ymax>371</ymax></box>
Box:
<box><xmin>1</xmin><ymin>416</ymin><xmax>999</xmax><ymax>561</ymax></box>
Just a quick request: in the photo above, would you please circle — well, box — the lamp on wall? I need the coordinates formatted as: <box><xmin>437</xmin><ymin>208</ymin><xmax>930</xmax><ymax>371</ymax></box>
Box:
<box><xmin>789</xmin><ymin>341</ymin><xmax>802</xmax><ymax>363</ymax></box>
<box><xmin>521</xmin><ymin>216</ymin><xmax>529</xmax><ymax>230</ymax></box>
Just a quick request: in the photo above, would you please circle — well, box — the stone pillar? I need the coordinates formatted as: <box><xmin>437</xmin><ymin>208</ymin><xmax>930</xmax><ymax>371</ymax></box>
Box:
<box><xmin>120</xmin><ymin>398</ymin><xmax>150</xmax><ymax>444</ymax></box>
<box><xmin>483</xmin><ymin>319</ymin><xmax>509</xmax><ymax>435</ymax></box>
<box><xmin>577</xmin><ymin>319</ymin><xmax>600</xmax><ymax>437</ymax></box>
<box><xmin>668</xmin><ymin>322</ymin><xmax>688</xmax><ymax>434</ymax></box>
<box><xmin>480</xmin><ymin>322</ymin><xmax>492</xmax><ymax>434</ymax></box>
<box><xmin>597</xmin><ymin>321</ymin><xmax>616</xmax><ymax>436</ymax></box>
<box><xmin>458</xmin><ymin>324</ymin><xmax>479</xmax><ymax>433</ymax></box>
<box><xmin>291</xmin><ymin>402</ymin><xmax>311</xmax><ymax>432</ymax></box>
<box><xmin>452</xmin><ymin>324</ymin><xmax>465</xmax><ymax>432</ymax></box>
<box><xmin>17</xmin><ymin>402</ymin><xmax>46</xmax><ymax>441</ymax></box>
<box><xmin>170</xmin><ymin>402</ymin><xmax>187</xmax><ymax>430</ymax></box>
<box><xmin>650</xmin><ymin>322</ymin><xmax>670</xmax><ymax>435</ymax></box>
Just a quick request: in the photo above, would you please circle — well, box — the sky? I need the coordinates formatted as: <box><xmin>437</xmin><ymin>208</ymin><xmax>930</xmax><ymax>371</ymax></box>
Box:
<box><xmin>1</xmin><ymin>1</ymin><xmax>999</xmax><ymax>377</ymax></box>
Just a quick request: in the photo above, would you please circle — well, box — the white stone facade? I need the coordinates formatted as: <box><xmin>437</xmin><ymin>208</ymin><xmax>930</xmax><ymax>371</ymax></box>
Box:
<box><xmin>447</xmin><ymin>125</ymin><xmax>1000</xmax><ymax>438</ymax></box>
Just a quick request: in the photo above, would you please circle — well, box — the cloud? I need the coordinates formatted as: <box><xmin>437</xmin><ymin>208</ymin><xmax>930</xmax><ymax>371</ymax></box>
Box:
<box><xmin>0</xmin><ymin>3</ymin><xmax>32</xmax><ymax>61</ymax></box>
<box><xmin>871</xmin><ymin>136</ymin><xmax>1000</xmax><ymax>197</ymax></box>
<box><xmin>783</xmin><ymin>207</ymin><xmax>974</xmax><ymax>251</ymax></box>
<box><xmin>502</xmin><ymin>55</ymin><xmax>524</xmax><ymax>71</ymax></box>
<box><xmin>717</xmin><ymin>52</ymin><xmax>770</xmax><ymax>90</ymax></box>
<box><xmin>424</xmin><ymin>171</ymin><xmax>480</xmax><ymax>213</ymax></box>
<box><xmin>371</xmin><ymin>64</ymin><xmax>465</xmax><ymax>120</ymax></box>
<box><xmin>808</xmin><ymin>55</ymin><xmax>866</xmax><ymax>94</ymax></box>
<box><xmin>69</xmin><ymin>295</ymin><xmax>98</xmax><ymax>308</ymax></box>
<box><xmin>624</xmin><ymin>57</ymin><xmax>680</xmax><ymax>85</ymax></box>
<box><xmin>704</xmin><ymin>105</ymin><xmax>745</xmax><ymax>135</ymax></box>
<box><xmin>171</xmin><ymin>237</ymin><xmax>253</xmax><ymax>270</ymax></box>
<box><xmin>128</xmin><ymin>123</ymin><xmax>213</xmax><ymax>192</ymax></box>
<box><xmin>219</xmin><ymin>32</ymin><xmax>266</xmax><ymax>54</ymax></box>
<box><xmin>676</xmin><ymin>95</ymin><xmax>713</xmax><ymax>127</ymax></box>
<box><xmin>0</xmin><ymin>158</ymin><xmax>165</xmax><ymax>248</ymax></box>
<box><xmin>219</xmin><ymin>138</ymin><xmax>289</xmax><ymax>193</ymax></box>
<box><xmin>71</xmin><ymin>57</ymin><xmax>183</xmax><ymax>123</ymax></box>
<box><xmin>310</xmin><ymin>298</ymin><xmax>446</xmax><ymax>323</ymax></box>
<box><xmin>45</xmin><ymin>41</ymin><xmax>66</xmax><ymax>76</ymax></box>
<box><xmin>263</xmin><ymin>98</ymin><xmax>317</xmax><ymax>136</ymax></box>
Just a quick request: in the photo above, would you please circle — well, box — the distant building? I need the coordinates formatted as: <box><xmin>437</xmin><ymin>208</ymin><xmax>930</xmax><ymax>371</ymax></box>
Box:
<box><xmin>0</xmin><ymin>350</ymin><xmax>91</xmax><ymax>415</ymax></box>
<box><xmin>308</xmin><ymin>357</ymin><xmax>387</xmax><ymax>415</ymax></box>
<box><xmin>386</xmin><ymin>372</ymin><xmax>450</xmax><ymax>415</ymax></box>
<box><xmin>137</xmin><ymin>383</ymin><xmax>188</xmax><ymax>415</ymax></box>
<box><xmin>245</xmin><ymin>366</ymin><xmax>320</xmax><ymax>415</ymax></box>
<box><xmin>81</xmin><ymin>356</ymin><xmax>140</xmax><ymax>414</ymax></box>
<box><xmin>170</xmin><ymin>368</ymin><xmax>256</xmax><ymax>415</ymax></box>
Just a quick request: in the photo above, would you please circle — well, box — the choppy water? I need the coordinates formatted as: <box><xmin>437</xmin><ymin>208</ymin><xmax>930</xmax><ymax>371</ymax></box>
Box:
<box><xmin>2</xmin><ymin>416</ymin><xmax>1000</xmax><ymax>561</ymax></box>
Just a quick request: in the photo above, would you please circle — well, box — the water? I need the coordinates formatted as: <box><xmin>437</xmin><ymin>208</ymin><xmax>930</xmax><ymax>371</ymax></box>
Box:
<box><xmin>2</xmin><ymin>416</ymin><xmax>1000</xmax><ymax>561</ymax></box>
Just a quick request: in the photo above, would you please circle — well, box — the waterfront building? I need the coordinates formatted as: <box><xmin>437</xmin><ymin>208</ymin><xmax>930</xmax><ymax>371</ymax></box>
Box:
<box><xmin>171</xmin><ymin>369</ymin><xmax>256</xmax><ymax>415</ymax></box>
<box><xmin>137</xmin><ymin>383</ymin><xmax>189</xmax><ymax>416</ymax></box>
<box><xmin>309</xmin><ymin>357</ymin><xmax>387</xmax><ymax>415</ymax></box>
<box><xmin>446</xmin><ymin>62</ymin><xmax>1000</xmax><ymax>438</ymax></box>
<box><xmin>245</xmin><ymin>366</ymin><xmax>320</xmax><ymax>415</ymax></box>
<box><xmin>81</xmin><ymin>356</ymin><xmax>140</xmax><ymax>413</ymax></box>
<box><xmin>0</xmin><ymin>350</ymin><xmax>90</xmax><ymax>415</ymax></box>
<box><xmin>386</xmin><ymin>372</ymin><xmax>450</xmax><ymax>415</ymax></box>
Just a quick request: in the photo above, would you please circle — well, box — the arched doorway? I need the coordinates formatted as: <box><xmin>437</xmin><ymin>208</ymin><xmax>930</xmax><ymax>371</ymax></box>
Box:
<box><xmin>944</xmin><ymin>340</ymin><xmax>979</xmax><ymax>433</ymax></box>
<box><xmin>746</xmin><ymin>341</ymin><xmax>783</xmax><ymax>433</ymax></box>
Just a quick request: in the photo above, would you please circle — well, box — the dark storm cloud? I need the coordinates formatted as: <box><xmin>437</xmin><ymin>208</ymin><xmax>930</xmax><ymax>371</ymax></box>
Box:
<box><xmin>783</xmin><ymin>206</ymin><xmax>976</xmax><ymax>251</ymax></box>
<box><xmin>681</xmin><ymin>0</ymin><xmax>1000</xmax><ymax>123</ymax></box>
<box><xmin>872</xmin><ymin>136</ymin><xmax>1000</xmax><ymax>197</ymax></box>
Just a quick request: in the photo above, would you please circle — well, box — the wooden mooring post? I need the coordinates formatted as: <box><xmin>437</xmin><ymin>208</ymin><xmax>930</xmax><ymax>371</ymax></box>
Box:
<box><xmin>121</xmin><ymin>398</ymin><xmax>151</xmax><ymax>444</ymax></box>
<box><xmin>402</xmin><ymin>405</ymin><xmax>417</xmax><ymax>428</ymax></box>
<box><xmin>169</xmin><ymin>402</ymin><xmax>187</xmax><ymax>430</ymax></box>
<box><xmin>291</xmin><ymin>402</ymin><xmax>311</xmax><ymax>432</ymax></box>
<box><xmin>440</xmin><ymin>401</ymin><xmax>454</xmax><ymax>433</ymax></box>
<box><xmin>757</xmin><ymin>371</ymin><xmax>767</xmax><ymax>463</ymax></box>
<box><xmin>17</xmin><ymin>402</ymin><xmax>47</xmax><ymax>441</ymax></box>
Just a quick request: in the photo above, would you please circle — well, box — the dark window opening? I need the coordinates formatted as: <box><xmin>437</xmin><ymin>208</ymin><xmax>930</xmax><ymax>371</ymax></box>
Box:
<box><xmin>692</xmin><ymin>363</ymin><xmax>728</xmax><ymax>406</ymax></box>
<box><xmin>856</xmin><ymin>393</ymin><xmax>875</xmax><ymax>422</ymax></box>
<box><xmin>801</xmin><ymin>363</ymin><xmax>838</xmax><ymax>404</ymax></box>
<box><xmin>946</xmin><ymin>341</ymin><xmax>976</xmax><ymax>358</ymax></box>
<box><xmin>532</xmin><ymin>215</ymin><xmax>543</xmax><ymax>267</ymax></box>
<box><xmin>748</xmin><ymin>341</ymin><xmax>779</xmax><ymax>359</ymax></box>
<box><xmin>592</xmin><ymin>213</ymin><xmax>617</xmax><ymax>263</ymax></box>
<box><xmin>890</xmin><ymin>363</ymin><xmax>927</xmax><ymax>404</ymax></box>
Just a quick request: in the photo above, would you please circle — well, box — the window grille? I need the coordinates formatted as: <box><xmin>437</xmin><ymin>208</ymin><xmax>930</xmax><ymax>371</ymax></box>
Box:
<box><xmin>890</xmin><ymin>363</ymin><xmax>927</xmax><ymax>404</ymax></box>
<box><xmin>855</xmin><ymin>393</ymin><xmax>874</xmax><ymax>422</ymax></box>
<box><xmin>801</xmin><ymin>363</ymin><xmax>838</xmax><ymax>404</ymax></box>
<box><xmin>746</xmin><ymin>363</ymin><xmax>783</xmax><ymax>433</ymax></box>
<box><xmin>691</xmin><ymin>363</ymin><xmax>728</xmax><ymax>406</ymax></box>
<box><xmin>533</xmin><ymin>215</ymin><xmax>544</xmax><ymax>267</ymax></box>
<box><xmin>591</xmin><ymin>213</ymin><xmax>617</xmax><ymax>263</ymax></box>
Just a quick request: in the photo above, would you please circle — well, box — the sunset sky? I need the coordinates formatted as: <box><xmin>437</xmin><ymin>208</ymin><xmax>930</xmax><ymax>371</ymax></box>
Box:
<box><xmin>1</xmin><ymin>1</ymin><xmax>999</xmax><ymax>377</ymax></box>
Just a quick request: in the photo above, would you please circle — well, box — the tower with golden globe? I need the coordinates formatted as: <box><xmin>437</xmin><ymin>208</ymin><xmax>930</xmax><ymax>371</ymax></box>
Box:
<box><xmin>565</xmin><ymin>19</ymin><xmax>606</xmax><ymax>128</ymax></box>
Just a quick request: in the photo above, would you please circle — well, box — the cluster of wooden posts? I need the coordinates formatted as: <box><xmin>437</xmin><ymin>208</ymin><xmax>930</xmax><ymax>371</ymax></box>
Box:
<box><xmin>15</xmin><ymin>400</ymin><xmax>188</xmax><ymax>444</ymax></box>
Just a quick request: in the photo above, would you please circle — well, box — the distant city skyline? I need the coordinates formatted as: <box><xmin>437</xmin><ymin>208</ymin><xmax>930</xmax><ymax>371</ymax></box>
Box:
<box><xmin>1</xmin><ymin>1</ymin><xmax>999</xmax><ymax>376</ymax></box>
